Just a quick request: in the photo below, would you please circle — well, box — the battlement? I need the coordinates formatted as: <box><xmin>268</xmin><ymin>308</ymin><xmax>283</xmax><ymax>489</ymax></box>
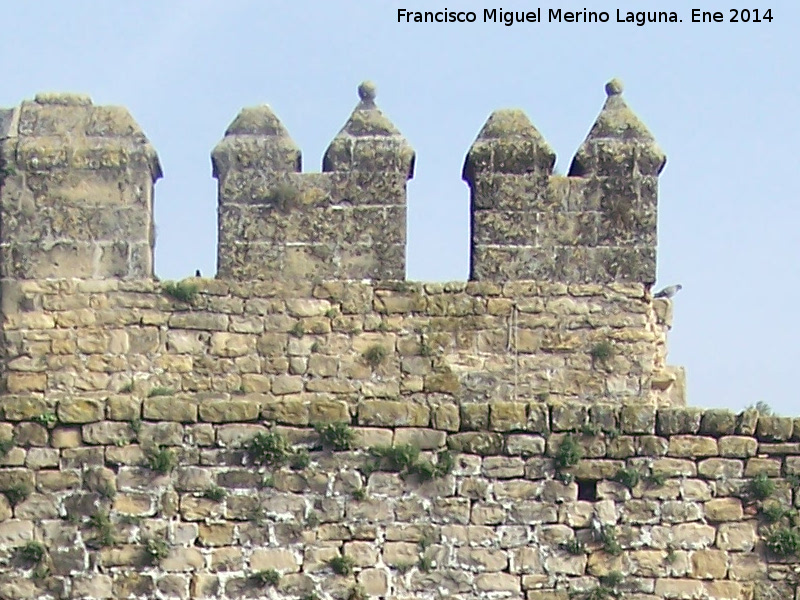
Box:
<box><xmin>0</xmin><ymin>82</ymin><xmax>726</xmax><ymax>600</ymax></box>
<box><xmin>0</xmin><ymin>80</ymin><xmax>663</xmax><ymax>284</ymax></box>
<box><xmin>464</xmin><ymin>79</ymin><xmax>664</xmax><ymax>283</ymax></box>
<box><xmin>0</xmin><ymin>93</ymin><xmax>160</xmax><ymax>280</ymax></box>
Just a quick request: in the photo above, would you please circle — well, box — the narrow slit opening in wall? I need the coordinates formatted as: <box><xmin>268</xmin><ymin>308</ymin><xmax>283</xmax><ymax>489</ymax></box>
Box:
<box><xmin>577</xmin><ymin>479</ymin><xmax>598</xmax><ymax>502</ymax></box>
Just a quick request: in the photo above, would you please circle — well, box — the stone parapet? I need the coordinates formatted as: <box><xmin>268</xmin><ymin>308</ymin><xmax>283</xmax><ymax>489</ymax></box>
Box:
<box><xmin>464</xmin><ymin>80</ymin><xmax>665</xmax><ymax>284</ymax></box>
<box><xmin>0</xmin><ymin>278</ymin><xmax>677</xmax><ymax>407</ymax></box>
<box><xmin>213</xmin><ymin>82</ymin><xmax>414</xmax><ymax>281</ymax></box>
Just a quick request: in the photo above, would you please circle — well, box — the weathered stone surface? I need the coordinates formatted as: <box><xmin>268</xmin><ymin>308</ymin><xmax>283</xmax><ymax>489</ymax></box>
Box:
<box><xmin>58</xmin><ymin>398</ymin><xmax>104</xmax><ymax>423</ymax></box>
<box><xmin>0</xmin><ymin>82</ymin><xmax>773</xmax><ymax>600</ymax></box>
<box><xmin>358</xmin><ymin>400</ymin><xmax>429</xmax><ymax>427</ymax></box>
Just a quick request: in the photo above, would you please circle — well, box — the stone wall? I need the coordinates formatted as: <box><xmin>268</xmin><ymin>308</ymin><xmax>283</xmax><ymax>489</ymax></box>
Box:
<box><xmin>463</xmin><ymin>80</ymin><xmax>664</xmax><ymax>284</ymax></box>
<box><xmin>0</xmin><ymin>278</ymin><xmax>679</xmax><ymax>407</ymax></box>
<box><xmin>212</xmin><ymin>82</ymin><xmax>414</xmax><ymax>281</ymax></box>
<box><xmin>0</xmin><ymin>80</ymin><xmax>768</xmax><ymax>600</ymax></box>
<box><xmin>0</xmin><ymin>398</ymin><xmax>793</xmax><ymax>600</ymax></box>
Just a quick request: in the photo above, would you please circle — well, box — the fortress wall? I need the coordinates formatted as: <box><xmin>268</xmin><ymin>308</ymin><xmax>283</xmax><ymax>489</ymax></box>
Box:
<box><xmin>0</xmin><ymin>400</ymin><xmax>790</xmax><ymax>600</ymax></box>
<box><xmin>0</xmin><ymin>81</ymin><xmax>742</xmax><ymax>600</ymax></box>
<box><xmin>0</xmin><ymin>278</ymin><xmax>677</xmax><ymax>407</ymax></box>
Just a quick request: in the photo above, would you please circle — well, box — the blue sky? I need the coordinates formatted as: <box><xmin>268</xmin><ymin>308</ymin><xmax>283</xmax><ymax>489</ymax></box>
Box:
<box><xmin>2</xmin><ymin>1</ymin><xmax>799</xmax><ymax>414</ymax></box>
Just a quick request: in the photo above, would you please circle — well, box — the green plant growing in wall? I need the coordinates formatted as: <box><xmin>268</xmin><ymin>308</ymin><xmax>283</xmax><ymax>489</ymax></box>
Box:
<box><xmin>599</xmin><ymin>571</ymin><xmax>625</xmax><ymax>587</ymax></box>
<box><xmin>762</xmin><ymin>502</ymin><xmax>796</xmax><ymax>524</ymax></box>
<box><xmin>763</xmin><ymin>525</ymin><xmax>800</xmax><ymax>557</ymax></box>
<box><xmin>97</xmin><ymin>480</ymin><xmax>116</xmax><ymax>500</ymax></box>
<box><xmin>613</xmin><ymin>467</ymin><xmax>640</xmax><ymax>489</ymax></box>
<box><xmin>144</xmin><ymin>445</ymin><xmax>177</xmax><ymax>475</ymax></box>
<box><xmin>203</xmin><ymin>486</ymin><xmax>227</xmax><ymax>502</ymax></box>
<box><xmin>119</xmin><ymin>381</ymin><xmax>134</xmax><ymax>393</ymax></box>
<box><xmin>301</xmin><ymin>593</ymin><xmax>320</xmax><ymax>600</ymax></box>
<box><xmin>599</xmin><ymin>525</ymin><xmax>622</xmax><ymax>556</ymax></box>
<box><xmin>418</xmin><ymin>530</ymin><xmax>436</xmax><ymax>551</ymax></box>
<box><xmin>32</xmin><ymin>412</ymin><xmax>58</xmax><ymax>428</ymax></box>
<box><xmin>162</xmin><ymin>280</ymin><xmax>198</xmax><ymax>303</ymax></box>
<box><xmin>417</xmin><ymin>555</ymin><xmax>434</xmax><ymax>573</ymax></box>
<box><xmin>589</xmin><ymin>341</ymin><xmax>614</xmax><ymax>368</ymax></box>
<box><xmin>144</xmin><ymin>535</ymin><xmax>171</xmax><ymax>565</ymax></box>
<box><xmin>554</xmin><ymin>435</ymin><xmax>583</xmax><ymax>471</ymax></box>
<box><xmin>290</xmin><ymin>322</ymin><xmax>305</xmax><ymax>338</ymax></box>
<box><xmin>411</xmin><ymin>459</ymin><xmax>436</xmax><ymax>481</ymax></box>
<box><xmin>329</xmin><ymin>554</ymin><xmax>355</xmax><ymax>576</ymax></box>
<box><xmin>88</xmin><ymin>511</ymin><xmax>116</xmax><ymax>548</ymax></box>
<box><xmin>370</xmin><ymin>444</ymin><xmax>420</xmax><ymax>473</ymax></box>
<box><xmin>247</xmin><ymin>431</ymin><xmax>291</xmax><ymax>467</ymax></box>
<box><xmin>315</xmin><ymin>422</ymin><xmax>356</xmax><ymax>451</ymax></box>
<box><xmin>748</xmin><ymin>473</ymin><xmax>776</xmax><ymax>501</ymax></box>
<box><xmin>362</xmin><ymin>345</ymin><xmax>388</xmax><ymax>368</ymax></box>
<box><xmin>366</xmin><ymin>443</ymin><xmax>451</xmax><ymax>481</ymax></box>
<box><xmin>562</xmin><ymin>537</ymin><xmax>586</xmax><ymax>556</ymax></box>
<box><xmin>581</xmin><ymin>423</ymin><xmax>602</xmax><ymax>436</ymax></box>
<box><xmin>251</xmin><ymin>569</ymin><xmax>281</xmax><ymax>587</ymax></box>
<box><xmin>5</xmin><ymin>483</ymin><xmax>32</xmax><ymax>507</ymax></box>
<box><xmin>0</xmin><ymin>164</ymin><xmax>17</xmax><ymax>178</ymax></box>
<box><xmin>432</xmin><ymin>450</ymin><xmax>455</xmax><ymax>478</ymax></box>
<box><xmin>351</xmin><ymin>487</ymin><xmax>367</xmax><ymax>501</ymax></box>
<box><xmin>290</xmin><ymin>448</ymin><xmax>310</xmax><ymax>470</ymax></box>
<box><xmin>16</xmin><ymin>541</ymin><xmax>46</xmax><ymax>565</ymax></box>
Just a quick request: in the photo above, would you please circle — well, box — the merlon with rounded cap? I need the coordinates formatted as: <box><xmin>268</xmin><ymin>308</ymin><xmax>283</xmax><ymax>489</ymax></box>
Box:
<box><xmin>570</xmin><ymin>79</ymin><xmax>666</xmax><ymax>177</ymax></box>
<box><xmin>211</xmin><ymin>104</ymin><xmax>301</xmax><ymax>179</ymax></box>
<box><xmin>463</xmin><ymin>108</ymin><xmax>555</xmax><ymax>183</ymax></box>
<box><xmin>323</xmin><ymin>82</ymin><xmax>415</xmax><ymax>177</ymax></box>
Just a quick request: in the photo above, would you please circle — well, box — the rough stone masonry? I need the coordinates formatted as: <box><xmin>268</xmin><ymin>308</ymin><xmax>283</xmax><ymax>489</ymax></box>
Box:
<box><xmin>0</xmin><ymin>81</ymin><xmax>786</xmax><ymax>600</ymax></box>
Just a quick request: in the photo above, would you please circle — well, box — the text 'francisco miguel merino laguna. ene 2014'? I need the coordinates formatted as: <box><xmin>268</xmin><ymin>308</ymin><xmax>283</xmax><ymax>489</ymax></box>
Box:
<box><xmin>397</xmin><ymin>8</ymin><xmax>682</xmax><ymax>26</ymax></box>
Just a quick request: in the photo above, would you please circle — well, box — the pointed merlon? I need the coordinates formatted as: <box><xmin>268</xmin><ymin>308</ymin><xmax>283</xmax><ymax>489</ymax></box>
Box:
<box><xmin>211</xmin><ymin>105</ymin><xmax>301</xmax><ymax>180</ymax></box>
<box><xmin>463</xmin><ymin>108</ymin><xmax>555</xmax><ymax>184</ymax></box>
<box><xmin>569</xmin><ymin>79</ymin><xmax>666</xmax><ymax>177</ymax></box>
<box><xmin>323</xmin><ymin>82</ymin><xmax>415</xmax><ymax>177</ymax></box>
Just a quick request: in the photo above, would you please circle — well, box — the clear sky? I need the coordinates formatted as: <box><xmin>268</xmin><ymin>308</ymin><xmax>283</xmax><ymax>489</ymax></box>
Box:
<box><xmin>2</xmin><ymin>1</ymin><xmax>798</xmax><ymax>414</ymax></box>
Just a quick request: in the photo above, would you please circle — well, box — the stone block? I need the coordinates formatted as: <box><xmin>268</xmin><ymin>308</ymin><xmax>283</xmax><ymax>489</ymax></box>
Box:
<box><xmin>58</xmin><ymin>398</ymin><xmax>104</xmax><ymax>423</ymax></box>
<box><xmin>199</xmin><ymin>400</ymin><xmax>259</xmax><ymax>423</ymax></box>
<box><xmin>358</xmin><ymin>400</ymin><xmax>429</xmax><ymax>427</ymax></box>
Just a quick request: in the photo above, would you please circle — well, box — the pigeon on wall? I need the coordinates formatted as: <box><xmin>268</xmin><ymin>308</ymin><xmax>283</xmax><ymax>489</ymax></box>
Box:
<box><xmin>653</xmin><ymin>284</ymin><xmax>682</xmax><ymax>299</ymax></box>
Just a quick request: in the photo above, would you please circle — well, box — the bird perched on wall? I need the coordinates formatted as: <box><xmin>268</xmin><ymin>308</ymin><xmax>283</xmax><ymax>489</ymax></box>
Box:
<box><xmin>195</xmin><ymin>269</ymin><xmax>201</xmax><ymax>277</ymax></box>
<box><xmin>653</xmin><ymin>284</ymin><xmax>682</xmax><ymax>299</ymax></box>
